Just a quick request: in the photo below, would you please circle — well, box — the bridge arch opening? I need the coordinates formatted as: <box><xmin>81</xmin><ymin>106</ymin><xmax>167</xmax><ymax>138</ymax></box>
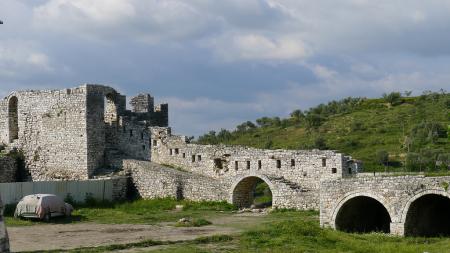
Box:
<box><xmin>232</xmin><ymin>176</ymin><xmax>272</xmax><ymax>209</ymax></box>
<box><xmin>8</xmin><ymin>96</ymin><xmax>19</xmax><ymax>143</ymax></box>
<box><xmin>405</xmin><ymin>194</ymin><xmax>450</xmax><ymax>237</ymax></box>
<box><xmin>335</xmin><ymin>196</ymin><xmax>391</xmax><ymax>233</ymax></box>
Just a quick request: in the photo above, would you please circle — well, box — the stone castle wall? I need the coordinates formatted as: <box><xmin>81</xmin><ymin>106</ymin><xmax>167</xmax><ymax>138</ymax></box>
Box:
<box><xmin>0</xmin><ymin>84</ymin><xmax>168</xmax><ymax>181</ymax></box>
<box><xmin>148</xmin><ymin>127</ymin><xmax>359</xmax><ymax>210</ymax></box>
<box><xmin>125</xmin><ymin>160</ymin><xmax>228</xmax><ymax>202</ymax></box>
<box><xmin>0</xmin><ymin>86</ymin><xmax>90</xmax><ymax>180</ymax></box>
<box><xmin>150</xmin><ymin>127</ymin><xmax>355</xmax><ymax>182</ymax></box>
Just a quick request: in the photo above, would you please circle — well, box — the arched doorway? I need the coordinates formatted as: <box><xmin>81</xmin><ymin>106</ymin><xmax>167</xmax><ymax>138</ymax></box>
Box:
<box><xmin>8</xmin><ymin>96</ymin><xmax>18</xmax><ymax>143</ymax></box>
<box><xmin>232</xmin><ymin>176</ymin><xmax>273</xmax><ymax>209</ymax></box>
<box><xmin>335</xmin><ymin>196</ymin><xmax>391</xmax><ymax>233</ymax></box>
<box><xmin>404</xmin><ymin>194</ymin><xmax>450</xmax><ymax>237</ymax></box>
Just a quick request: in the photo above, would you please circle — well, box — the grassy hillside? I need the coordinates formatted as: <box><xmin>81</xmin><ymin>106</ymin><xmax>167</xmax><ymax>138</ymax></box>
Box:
<box><xmin>197</xmin><ymin>91</ymin><xmax>450</xmax><ymax>172</ymax></box>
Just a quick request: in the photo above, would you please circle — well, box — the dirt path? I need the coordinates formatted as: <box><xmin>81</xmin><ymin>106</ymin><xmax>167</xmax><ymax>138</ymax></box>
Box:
<box><xmin>8</xmin><ymin>213</ymin><xmax>267</xmax><ymax>252</ymax></box>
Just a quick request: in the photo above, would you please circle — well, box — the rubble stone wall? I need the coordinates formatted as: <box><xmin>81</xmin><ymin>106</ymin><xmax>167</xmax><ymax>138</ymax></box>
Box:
<box><xmin>125</xmin><ymin>160</ymin><xmax>228</xmax><ymax>202</ymax></box>
<box><xmin>147</xmin><ymin>127</ymin><xmax>358</xmax><ymax>210</ymax></box>
<box><xmin>0</xmin><ymin>84</ymin><xmax>168</xmax><ymax>181</ymax></box>
<box><xmin>0</xmin><ymin>86</ymin><xmax>90</xmax><ymax>180</ymax></box>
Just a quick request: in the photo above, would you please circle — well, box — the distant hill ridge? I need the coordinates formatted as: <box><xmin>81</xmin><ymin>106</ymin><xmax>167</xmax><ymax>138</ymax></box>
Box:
<box><xmin>196</xmin><ymin>91</ymin><xmax>450</xmax><ymax>172</ymax></box>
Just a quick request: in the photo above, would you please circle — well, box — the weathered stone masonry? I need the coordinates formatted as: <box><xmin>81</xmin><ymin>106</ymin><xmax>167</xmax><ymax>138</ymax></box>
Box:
<box><xmin>2</xmin><ymin>84</ymin><xmax>450</xmax><ymax>238</ymax></box>
<box><xmin>0</xmin><ymin>84</ymin><xmax>168</xmax><ymax>181</ymax></box>
<box><xmin>320</xmin><ymin>175</ymin><xmax>450</xmax><ymax>236</ymax></box>
<box><xmin>147</xmin><ymin>126</ymin><xmax>359</xmax><ymax>210</ymax></box>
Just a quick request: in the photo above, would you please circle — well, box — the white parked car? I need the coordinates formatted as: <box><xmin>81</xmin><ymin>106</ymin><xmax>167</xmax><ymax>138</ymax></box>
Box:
<box><xmin>14</xmin><ymin>194</ymin><xmax>74</xmax><ymax>221</ymax></box>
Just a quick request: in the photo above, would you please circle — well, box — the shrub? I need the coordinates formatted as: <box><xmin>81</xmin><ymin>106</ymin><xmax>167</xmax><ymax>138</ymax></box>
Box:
<box><xmin>382</xmin><ymin>92</ymin><xmax>402</xmax><ymax>106</ymax></box>
<box><xmin>305</xmin><ymin>113</ymin><xmax>325</xmax><ymax>129</ymax></box>
<box><xmin>350</xmin><ymin>121</ymin><xmax>366</xmax><ymax>131</ymax></box>
<box><xmin>410</xmin><ymin>121</ymin><xmax>447</xmax><ymax>147</ymax></box>
<box><xmin>375</xmin><ymin>150</ymin><xmax>389</xmax><ymax>166</ymax></box>
<box><xmin>343</xmin><ymin>139</ymin><xmax>360</xmax><ymax>148</ymax></box>
<box><xmin>64</xmin><ymin>193</ymin><xmax>76</xmax><ymax>206</ymax></box>
<box><xmin>313</xmin><ymin>137</ymin><xmax>327</xmax><ymax>150</ymax></box>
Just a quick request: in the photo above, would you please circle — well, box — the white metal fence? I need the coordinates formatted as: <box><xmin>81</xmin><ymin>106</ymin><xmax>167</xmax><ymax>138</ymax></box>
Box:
<box><xmin>0</xmin><ymin>179</ymin><xmax>116</xmax><ymax>204</ymax></box>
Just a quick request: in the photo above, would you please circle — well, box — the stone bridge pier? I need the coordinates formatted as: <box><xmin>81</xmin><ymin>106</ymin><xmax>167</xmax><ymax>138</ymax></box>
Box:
<box><xmin>320</xmin><ymin>175</ymin><xmax>450</xmax><ymax>236</ymax></box>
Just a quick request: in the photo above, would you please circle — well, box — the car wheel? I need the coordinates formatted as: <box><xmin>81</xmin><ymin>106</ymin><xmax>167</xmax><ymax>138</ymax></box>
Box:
<box><xmin>43</xmin><ymin>213</ymin><xmax>51</xmax><ymax>222</ymax></box>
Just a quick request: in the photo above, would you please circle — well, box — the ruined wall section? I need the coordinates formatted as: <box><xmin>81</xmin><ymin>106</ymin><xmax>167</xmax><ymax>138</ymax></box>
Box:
<box><xmin>125</xmin><ymin>160</ymin><xmax>228</xmax><ymax>202</ymax></box>
<box><xmin>104</xmin><ymin>117</ymin><xmax>151</xmax><ymax>169</ymax></box>
<box><xmin>150</xmin><ymin>127</ymin><xmax>348</xmax><ymax>191</ymax></box>
<box><xmin>126</xmin><ymin>158</ymin><xmax>321</xmax><ymax>209</ymax></box>
<box><xmin>148</xmin><ymin>127</ymin><xmax>357</xmax><ymax>210</ymax></box>
<box><xmin>0</xmin><ymin>87</ymin><xmax>89</xmax><ymax>181</ymax></box>
<box><xmin>0</xmin><ymin>84</ymin><xmax>167</xmax><ymax>180</ymax></box>
<box><xmin>151</xmin><ymin>103</ymin><xmax>168</xmax><ymax>127</ymax></box>
<box><xmin>88</xmin><ymin>87</ymin><xmax>166</xmax><ymax>172</ymax></box>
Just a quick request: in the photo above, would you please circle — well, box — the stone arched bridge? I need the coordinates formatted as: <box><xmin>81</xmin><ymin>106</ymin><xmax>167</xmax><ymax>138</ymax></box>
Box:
<box><xmin>128</xmin><ymin>159</ymin><xmax>450</xmax><ymax>237</ymax></box>
<box><xmin>125</xmin><ymin>126</ymin><xmax>450</xmax><ymax>237</ymax></box>
<box><xmin>320</xmin><ymin>175</ymin><xmax>450</xmax><ymax>236</ymax></box>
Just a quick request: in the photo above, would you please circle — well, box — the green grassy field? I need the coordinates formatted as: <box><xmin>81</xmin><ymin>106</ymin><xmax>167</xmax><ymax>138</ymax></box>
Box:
<box><xmin>4</xmin><ymin>198</ymin><xmax>235</xmax><ymax>227</ymax></box>
<box><xmin>142</xmin><ymin>210</ymin><xmax>450</xmax><ymax>253</ymax></box>
<box><xmin>197</xmin><ymin>92</ymin><xmax>450</xmax><ymax>172</ymax></box>
<box><xmin>8</xmin><ymin>198</ymin><xmax>450</xmax><ymax>253</ymax></box>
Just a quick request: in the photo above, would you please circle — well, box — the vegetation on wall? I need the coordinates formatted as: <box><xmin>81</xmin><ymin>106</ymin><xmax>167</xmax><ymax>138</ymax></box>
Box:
<box><xmin>197</xmin><ymin>90</ymin><xmax>450</xmax><ymax>172</ymax></box>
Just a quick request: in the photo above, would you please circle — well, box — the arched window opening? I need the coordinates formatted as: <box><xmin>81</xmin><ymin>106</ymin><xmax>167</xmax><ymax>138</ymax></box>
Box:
<box><xmin>335</xmin><ymin>196</ymin><xmax>391</xmax><ymax>233</ymax></box>
<box><xmin>8</xmin><ymin>96</ymin><xmax>19</xmax><ymax>143</ymax></box>
<box><xmin>232</xmin><ymin>177</ymin><xmax>272</xmax><ymax>209</ymax></box>
<box><xmin>405</xmin><ymin>194</ymin><xmax>450</xmax><ymax>237</ymax></box>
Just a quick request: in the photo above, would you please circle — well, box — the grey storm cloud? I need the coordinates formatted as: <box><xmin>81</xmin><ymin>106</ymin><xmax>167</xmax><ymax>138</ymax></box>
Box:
<box><xmin>0</xmin><ymin>0</ymin><xmax>449</xmax><ymax>136</ymax></box>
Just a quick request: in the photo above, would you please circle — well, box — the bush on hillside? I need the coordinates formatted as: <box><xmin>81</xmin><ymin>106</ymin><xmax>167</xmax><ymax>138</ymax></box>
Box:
<box><xmin>382</xmin><ymin>92</ymin><xmax>402</xmax><ymax>106</ymax></box>
<box><xmin>375</xmin><ymin>150</ymin><xmax>389</xmax><ymax>166</ymax></box>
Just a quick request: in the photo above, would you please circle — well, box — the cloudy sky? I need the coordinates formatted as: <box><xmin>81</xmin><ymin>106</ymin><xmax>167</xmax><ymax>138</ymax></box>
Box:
<box><xmin>1</xmin><ymin>1</ymin><xmax>449</xmax><ymax>136</ymax></box>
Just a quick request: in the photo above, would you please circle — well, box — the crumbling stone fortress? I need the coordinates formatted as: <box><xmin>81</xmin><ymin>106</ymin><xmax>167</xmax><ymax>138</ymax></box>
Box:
<box><xmin>0</xmin><ymin>85</ymin><xmax>167</xmax><ymax>181</ymax></box>
<box><xmin>1</xmin><ymin>84</ymin><xmax>450</xmax><ymax>238</ymax></box>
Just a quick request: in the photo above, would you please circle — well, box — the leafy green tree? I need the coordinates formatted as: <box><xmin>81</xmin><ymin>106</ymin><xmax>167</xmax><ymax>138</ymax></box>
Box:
<box><xmin>256</xmin><ymin>117</ymin><xmax>272</xmax><ymax>128</ymax></box>
<box><xmin>290</xmin><ymin>109</ymin><xmax>304</xmax><ymax>123</ymax></box>
<box><xmin>197</xmin><ymin>131</ymin><xmax>217</xmax><ymax>144</ymax></box>
<box><xmin>217</xmin><ymin>129</ymin><xmax>232</xmax><ymax>142</ymax></box>
<box><xmin>236</xmin><ymin>121</ymin><xmax>256</xmax><ymax>132</ymax></box>
<box><xmin>305</xmin><ymin>113</ymin><xmax>325</xmax><ymax>129</ymax></box>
